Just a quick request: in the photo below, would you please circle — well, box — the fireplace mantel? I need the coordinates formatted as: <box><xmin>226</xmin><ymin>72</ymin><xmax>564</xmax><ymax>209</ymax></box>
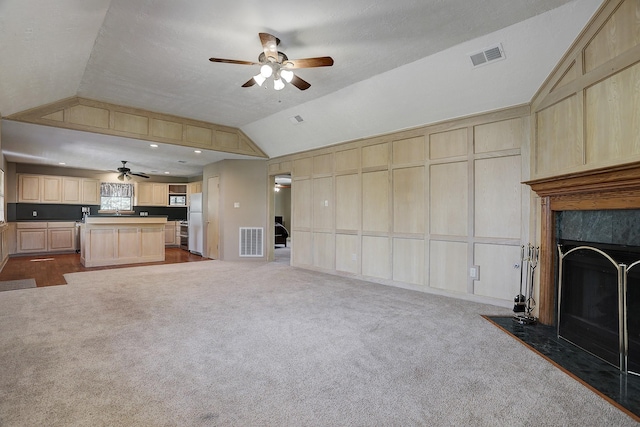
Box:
<box><xmin>525</xmin><ymin>161</ymin><xmax>640</xmax><ymax>325</ymax></box>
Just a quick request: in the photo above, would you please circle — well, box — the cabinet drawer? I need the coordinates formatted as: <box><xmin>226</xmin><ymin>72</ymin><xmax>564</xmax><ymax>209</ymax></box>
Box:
<box><xmin>17</xmin><ymin>222</ymin><xmax>48</xmax><ymax>229</ymax></box>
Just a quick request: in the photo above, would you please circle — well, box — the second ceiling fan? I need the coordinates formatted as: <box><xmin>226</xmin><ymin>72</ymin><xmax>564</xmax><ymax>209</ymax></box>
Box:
<box><xmin>209</xmin><ymin>32</ymin><xmax>333</xmax><ymax>91</ymax></box>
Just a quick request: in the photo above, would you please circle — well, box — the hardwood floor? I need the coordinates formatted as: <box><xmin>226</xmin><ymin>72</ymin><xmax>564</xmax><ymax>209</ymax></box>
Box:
<box><xmin>0</xmin><ymin>247</ymin><xmax>209</xmax><ymax>287</ymax></box>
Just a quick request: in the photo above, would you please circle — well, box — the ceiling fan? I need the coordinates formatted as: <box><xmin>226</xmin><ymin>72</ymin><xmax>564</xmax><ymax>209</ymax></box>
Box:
<box><xmin>117</xmin><ymin>161</ymin><xmax>149</xmax><ymax>181</ymax></box>
<box><xmin>209</xmin><ymin>32</ymin><xmax>334</xmax><ymax>91</ymax></box>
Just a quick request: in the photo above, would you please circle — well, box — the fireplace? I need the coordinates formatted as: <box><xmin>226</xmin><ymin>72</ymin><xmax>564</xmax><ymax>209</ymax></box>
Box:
<box><xmin>557</xmin><ymin>239</ymin><xmax>640</xmax><ymax>374</ymax></box>
<box><xmin>525</xmin><ymin>162</ymin><xmax>640</xmax><ymax>375</ymax></box>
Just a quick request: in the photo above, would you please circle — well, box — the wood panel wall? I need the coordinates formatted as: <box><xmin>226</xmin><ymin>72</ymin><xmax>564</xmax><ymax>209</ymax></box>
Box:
<box><xmin>269</xmin><ymin>106</ymin><xmax>529</xmax><ymax>305</ymax></box>
<box><xmin>529</xmin><ymin>0</ymin><xmax>640</xmax><ymax>324</ymax></box>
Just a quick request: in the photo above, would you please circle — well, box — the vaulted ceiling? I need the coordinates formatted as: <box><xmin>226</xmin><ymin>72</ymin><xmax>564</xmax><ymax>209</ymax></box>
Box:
<box><xmin>0</xmin><ymin>0</ymin><xmax>603</xmax><ymax>177</ymax></box>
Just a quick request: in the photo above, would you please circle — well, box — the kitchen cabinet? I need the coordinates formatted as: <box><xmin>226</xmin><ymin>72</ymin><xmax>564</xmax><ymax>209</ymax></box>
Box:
<box><xmin>164</xmin><ymin>221</ymin><xmax>177</xmax><ymax>246</ymax></box>
<box><xmin>16</xmin><ymin>222</ymin><xmax>77</xmax><ymax>253</ymax></box>
<box><xmin>18</xmin><ymin>174</ymin><xmax>63</xmax><ymax>203</ymax></box>
<box><xmin>136</xmin><ymin>182</ymin><xmax>169</xmax><ymax>206</ymax></box>
<box><xmin>18</xmin><ymin>174</ymin><xmax>99</xmax><ymax>205</ymax></box>
<box><xmin>188</xmin><ymin>181</ymin><xmax>202</xmax><ymax>205</ymax></box>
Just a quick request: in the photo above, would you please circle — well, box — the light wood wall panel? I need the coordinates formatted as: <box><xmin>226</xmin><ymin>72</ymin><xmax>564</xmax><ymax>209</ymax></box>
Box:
<box><xmin>430</xmin><ymin>128</ymin><xmax>467</xmax><ymax>159</ymax></box>
<box><xmin>362</xmin><ymin>236</ymin><xmax>391</xmax><ymax>279</ymax></box>
<box><xmin>473</xmin><ymin>243</ymin><xmax>521</xmax><ymax>300</ymax></box>
<box><xmin>535</xmin><ymin>95</ymin><xmax>583</xmax><ymax>175</ymax></box>
<box><xmin>294</xmin><ymin>157</ymin><xmax>313</xmax><ymax>177</ymax></box>
<box><xmin>362</xmin><ymin>143</ymin><xmax>389</xmax><ymax>168</ymax></box>
<box><xmin>67</xmin><ymin>105</ymin><xmax>109</xmax><ymax>128</ymax></box>
<box><xmin>551</xmin><ymin>61</ymin><xmax>577</xmax><ymax>92</ymax></box>
<box><xmin>393</xmin><ymin>167</ymin><xmax>425</xmax><ymax>234</ymax></box>
<box><xmin>475</xmin><ymin>156</ymin><xmax>521</xmax><ymax>239</ymax></box>
<box><xmin>393</xmin><ymin>238</ymin><xmax>424</xmax><ymax>285</ymax></box>
<box><xmin>293</xmin><ymin>231</ymin><xmax>312</xmax><ymax>266</ymax></box>
<box><xmin>430</xmin><ymin>162</ymin><xmax>468</xmax><ymax>236</ymax></box>
<box><xmin>313</xmin><ymin>177</ymin><xmax>333</xmax><ymax>230</ymax></box>
<box><xmin>336</xmin><ymin>174</ymin><xmax>360</xmax><ymax>230</ymax></box>
<box><xmin>10</xmin><ymin>97</ymin><xmax>266</xmax><ymax>158</ymax></box>
<box><xmin>584</xmin><ymin>0</ymin><xmax>640</xmax><ymax>72</ymax></box>
<box><xmin>314</xmin><ymin>154</ymin><xmax>333</xmax><ymax>175</ymax></box>
<box><xmin>585</xmin><ymin>62</ymin><xmax>640</xmax><ymax>163</ymax></box>
<box><xmin>336</xmin><ymin>234</ymin><xmax>359</xmax><ymax>274</ymax></box>
<box><xmin>114</xmin><ymin>112</ymin><xmax>148</xmax><ymax>135</ymax></box>
<box><xmin>392</xmin><ymin>136</ymin><xmax>425</xmax><ymax>165</ymax></box>
<box><xmin>313</xmin><ymin>232</ymin><xmax>335</xmax><ymax>270</ymax></box>
<box><xmin>336</xmin><ymin>148</ymin><xmax>359</xmax><ymax>172</ymax></box>
<box><xmin>474</xmin><ymin>118</ymin><xmax>522</xmax><ymax>153</ymax></box>
<box><xmin>293</xmin><ymin>179</ymin><xmax>312</xmax><ymax>228</ymax></box>
<box><xmin>429</xmin><ymin>240</ymin><xmax>467</xmax><ymax>293</ymax></box>
<box><xmin>362</xmin><ymin>171</ymin><xmax>389</xmax><ymax>232</ymax></box>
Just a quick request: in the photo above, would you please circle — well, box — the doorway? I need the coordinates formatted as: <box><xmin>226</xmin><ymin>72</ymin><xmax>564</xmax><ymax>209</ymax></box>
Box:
<box><xmin>274</xmin><ymin>174</ymin><xmax>291</xmax><ymax>264</ymax></box>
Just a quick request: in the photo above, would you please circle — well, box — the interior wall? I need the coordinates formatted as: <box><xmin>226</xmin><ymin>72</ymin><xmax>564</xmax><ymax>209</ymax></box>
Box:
<box><xmin>528</xmin><ymin>0</ymin><xmax>640</xmax><ymax>324</ymax></box>
<box><xmin>268</xmin><ymin>105</ymin><xmax>531</xmax><ymax>307</ymax></box>
<box><xmin>203</xmin><ymin>159</ymin><xmax>268</xmax><ymax>261</ymax></box>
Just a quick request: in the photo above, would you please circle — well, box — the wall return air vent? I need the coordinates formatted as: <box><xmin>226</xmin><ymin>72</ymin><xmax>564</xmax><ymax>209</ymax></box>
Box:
<box><xmin>239</xmin><ymin>227</ymin><xmax>263</xmax><ymax>257</ymax></box>
<box><xmin>469</xmin><ymin>43</ymin><xmax>505</xmax><ymax>67</ymax></box>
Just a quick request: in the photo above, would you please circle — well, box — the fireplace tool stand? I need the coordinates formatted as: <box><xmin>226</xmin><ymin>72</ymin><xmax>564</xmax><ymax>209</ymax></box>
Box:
<box><xmin>514</xmin><ymin>244</ymin><xmax>538</xmax><ymax>325</ymax></box>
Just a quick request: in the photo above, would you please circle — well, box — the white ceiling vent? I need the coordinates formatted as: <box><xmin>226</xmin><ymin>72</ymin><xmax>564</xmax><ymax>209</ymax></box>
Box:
<box><xmin>469</xmin><ymin>43</ymin><xmax>505</xmax><ymax>67</ymax></box>
<box><xmin>289</xmin><ymin>115</ymin><xmax>304</xmax><ymax>125</ymax></box>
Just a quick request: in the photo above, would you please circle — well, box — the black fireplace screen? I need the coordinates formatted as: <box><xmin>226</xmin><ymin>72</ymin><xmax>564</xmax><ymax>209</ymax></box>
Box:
<box><xmin>558</xmin><ymin>241</ymin><xmax>640</xmax><ymax>375</ymax></box>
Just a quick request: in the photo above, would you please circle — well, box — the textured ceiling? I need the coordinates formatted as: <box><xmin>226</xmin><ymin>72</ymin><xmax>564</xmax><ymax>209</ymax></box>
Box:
<box><xmin>0</xmin><ymin>0</ymin><xmax>603</xmax><ymax>176</ymax></box>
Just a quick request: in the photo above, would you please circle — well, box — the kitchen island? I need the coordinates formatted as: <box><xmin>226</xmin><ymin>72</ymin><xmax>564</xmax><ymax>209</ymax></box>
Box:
<box><xmin>80</xmin><ymin>216</ymin><xmax>167</xmax><ymax>267</ymax></box>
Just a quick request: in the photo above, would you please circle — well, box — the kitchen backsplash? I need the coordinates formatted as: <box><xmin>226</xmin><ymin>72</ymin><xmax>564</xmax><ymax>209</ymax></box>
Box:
<box><xmin>9</xmin><ymin>203</ymin><xmax>187</xmax><ymax>221</ymax></box>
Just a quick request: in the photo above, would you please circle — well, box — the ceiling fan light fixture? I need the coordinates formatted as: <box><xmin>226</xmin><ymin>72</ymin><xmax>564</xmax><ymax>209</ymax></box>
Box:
<box><xmin>253</xmin><ymin>73</ymin><xmax>266</xmax><ymax>86</ymax></box>
<box><xmin>260</xmin><ymin>64</ymin><xmax>273</xmax><ymax>78</ymax></box>
<box><xmin>274</xmin><ymin>78</ymin><xmax>285</xmax><ymax>91</ymax></box>
<box><xmin>117</xmin><ymin>174</ymin><xmax>124</xmax><ymax>181</ymax></box>
<box><xmin>280</xmin><ymin>69</ymin><xmax>294</xmax><ymax>83</ymax></box>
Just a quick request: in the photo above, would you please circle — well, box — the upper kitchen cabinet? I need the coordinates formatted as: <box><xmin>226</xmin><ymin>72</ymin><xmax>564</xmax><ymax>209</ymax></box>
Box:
<box><xmin>18</xmin><ymin>174</ymin><xmax>100</xmax><ymax>205</ymax></box>
<box><xmin>135</xmin><ymin>182</ymin><xmax>169</xmax><ymax>206</ymax></box>
<box><xmin>18</xmin><ymin>174</ymin><xmax>62</xmax><ymax>203</ymax></box>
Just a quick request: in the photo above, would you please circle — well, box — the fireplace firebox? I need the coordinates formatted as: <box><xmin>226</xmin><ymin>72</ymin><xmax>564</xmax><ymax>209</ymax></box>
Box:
<box><xmin>558</xmin><ymin>240</ymin><xmax>640</xmax><ymax>375</ymax></box>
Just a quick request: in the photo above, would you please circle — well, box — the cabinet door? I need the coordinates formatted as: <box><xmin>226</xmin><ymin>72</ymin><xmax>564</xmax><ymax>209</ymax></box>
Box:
<box><xmin>17</xmin><ymin>229</ymin><xmax>47</xmax><ymax>252</ymax></box>
<box><xmin>82</xmin><ymin>179</ymin><xmax>100</xmax><ymax>204</ymax></box>
<box><xmin>41</xmin><ymin>176</ymin><xmax>62</xmax><ymax>203</ymax></box>
<box><xmin>152</xmin><ymin>184</ymin><xmax>168</xmax><ymax>206</ymax></box>
<box><xmin>48</xmin><ymin>228</ymin><xmax>75</xmax><ymax>251</ymax></box>
<box><xmin>136</xmin><ymin>182</ymin><xmax>154</xmax><ymax>205</ymax></box>
<box><xmin>18</xmin><ymin>175</ymin><xmax>41</xmax><ymax>202</ymax></box>
<box><xmin>164</xmin><ymin>222</ymin><xmax>176</xmax><ymax>245</ymax></box>
<box><xmin>188</xmin><ymin>181</ymin><xmax>203</xmax><ymax>205</ymax></box>
<box><xmin>62</xmin><ymin>177</ymin><xmax>82</xmax><ymax>204</ymax></box>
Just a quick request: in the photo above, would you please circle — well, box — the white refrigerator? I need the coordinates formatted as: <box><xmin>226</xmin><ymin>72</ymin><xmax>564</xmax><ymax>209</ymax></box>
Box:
<box><xmin>188</xmin><ymin>193</ymin><xmax>203</xmax><ymax>255</ymax></box>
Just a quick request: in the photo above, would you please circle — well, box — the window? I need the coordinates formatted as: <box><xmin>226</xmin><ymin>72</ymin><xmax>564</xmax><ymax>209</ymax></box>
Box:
<box><xmin>100</xmin><ymin>183</ymin><xmax>133</xmax><ymax>211</ymax></box>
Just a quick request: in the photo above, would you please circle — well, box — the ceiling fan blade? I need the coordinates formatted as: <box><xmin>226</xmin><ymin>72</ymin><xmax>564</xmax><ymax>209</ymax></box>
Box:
<box><xmin>130</xmin><ymin>172</ymin><xmax>150</xmax><ymax>179</ymax></box>
<box><xmin>285</xmin><ymin>57</ymin><xmax>334</xmax><ymax>69</ymax></box>
<box><xmin>209</xmin><ymin>58</ymin><xmax>259</xmax><ymax>66</ymax></box>
<box><xmin>259</xmin><ymin>32</ymin><xmax>280</xmax><ymax>62</ymax></box>
<box><xmin>241</xmin><ymin>77</ymin><xmax>257</xmax><ymax>88</ymax></box>
<box><xmin>289</xmin><ymin>74</ymin><xmax>311</xmax><ymax>91</ymax></box>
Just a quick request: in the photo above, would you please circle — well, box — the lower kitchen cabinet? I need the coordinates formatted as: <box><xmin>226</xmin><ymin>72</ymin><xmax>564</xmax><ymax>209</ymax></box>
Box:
<box><xmin>16</xmin><ymin>222</ymin><xmax>77</xmax><ymax>254</ymax></box>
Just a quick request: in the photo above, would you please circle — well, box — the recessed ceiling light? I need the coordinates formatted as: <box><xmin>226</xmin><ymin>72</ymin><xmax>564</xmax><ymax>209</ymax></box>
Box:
<box><xmin>194</xmin><ymin>150</ymin><xmax>202</xmax><ymax>154</ymax></box>
<box><xmin>58</xmin><ymin>162</ymin><xmax>66</xmax><ymax>165</ymax></box>
<box><xmin>150</xmin><ymin>144</ymin><xmax>158</xmax><ymax>148</ymax></box>
<box><xmin>164</xmin><ymin>171</ymin><xmax>170</xmax><ymax>174</ymax></box>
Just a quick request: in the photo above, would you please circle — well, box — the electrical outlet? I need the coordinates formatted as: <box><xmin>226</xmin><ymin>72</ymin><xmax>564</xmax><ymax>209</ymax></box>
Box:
<box><xmin>470</xmin><ymin>265</ymin><xmax>480</xmax><ymax>280</ymax></box>
<box><xmin>351</xmin><ymin>253</ymin><xmax>357</xmax><ymax>261</ymax></box>
<box><xmin>32</xmin><ymin>211</ymin><xmax>37</xmax><ymax>217</ymax></box>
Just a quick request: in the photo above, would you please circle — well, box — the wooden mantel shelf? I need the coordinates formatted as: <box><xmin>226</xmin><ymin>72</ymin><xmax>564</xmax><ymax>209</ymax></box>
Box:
<box><xmin>525</xmin><ymin>161</ymin><xmax>640</xmax><ymax>325</ymax></box>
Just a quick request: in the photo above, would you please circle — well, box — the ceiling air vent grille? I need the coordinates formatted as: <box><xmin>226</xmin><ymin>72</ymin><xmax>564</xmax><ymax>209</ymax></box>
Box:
<box><xmin>240</xmin><ymin>227</ymin><xmax>263</xmax><ymax>257</ymax></box>
<box><xmin>469</xmin><ymin>44</ymin><xmax>505</xmax><ymax>67</ymax></box>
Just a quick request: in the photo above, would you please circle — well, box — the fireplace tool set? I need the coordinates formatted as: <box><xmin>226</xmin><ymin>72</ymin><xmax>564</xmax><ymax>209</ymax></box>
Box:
<box><xmin>513</xmin><ymin>244</ymin><xmax>539</xmax><ymax>325</ymax></box>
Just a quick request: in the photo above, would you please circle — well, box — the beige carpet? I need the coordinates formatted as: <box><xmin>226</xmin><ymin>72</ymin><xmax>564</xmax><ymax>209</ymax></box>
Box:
<box><xmin>0</xmin><ymin>260</ymin><xmax>636</xmax><ymax>426</ymax></box>
<box><xmin>0</xmin><ymin>278</ymin><xmax>36</xmax><ymax>292</ymax></box>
